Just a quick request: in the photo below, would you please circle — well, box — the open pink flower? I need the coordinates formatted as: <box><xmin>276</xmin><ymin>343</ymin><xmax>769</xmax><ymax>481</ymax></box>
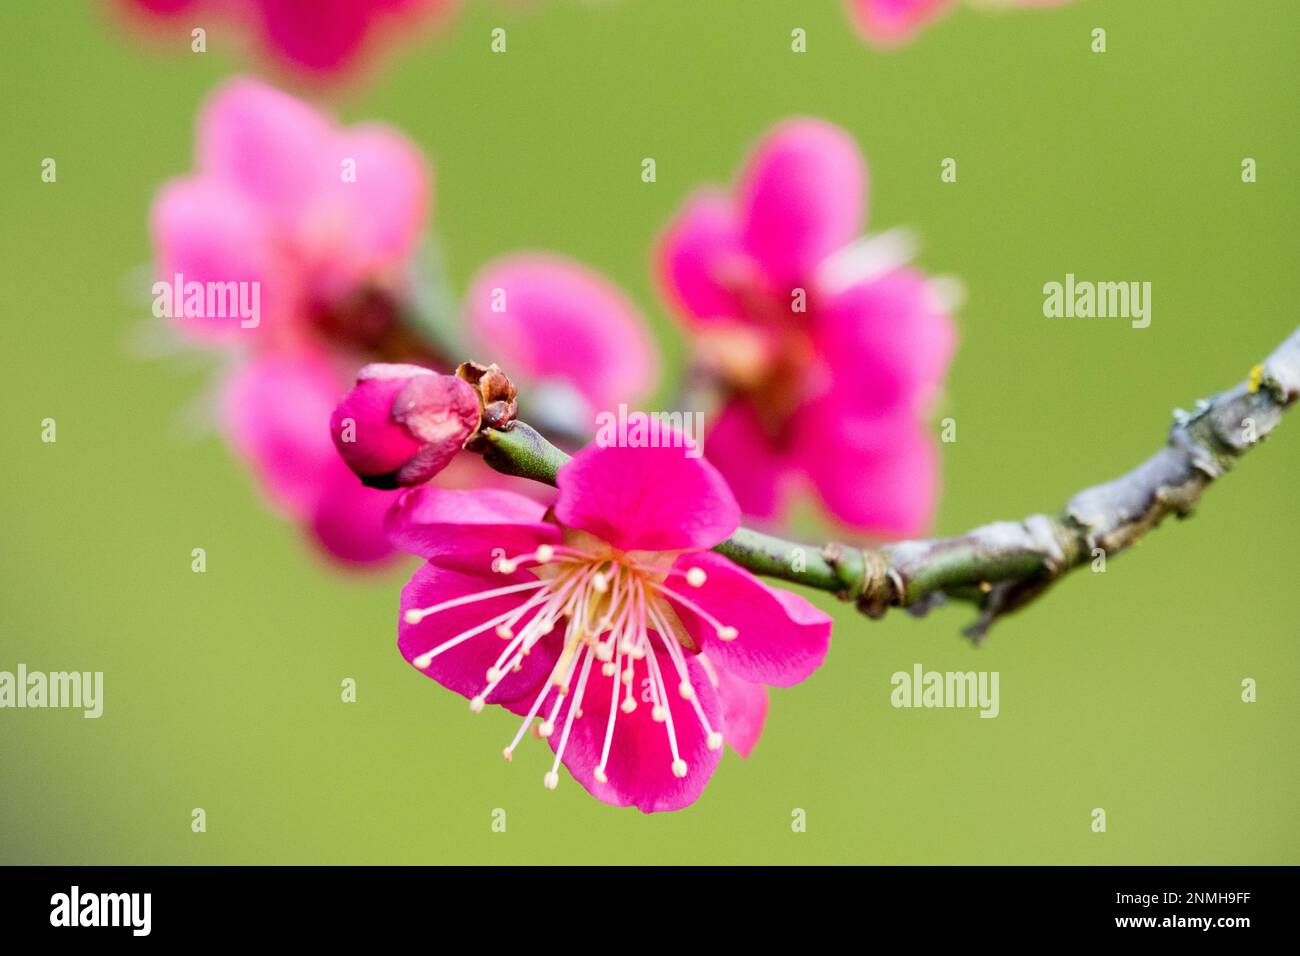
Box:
<box><xmin>151</xmin><ymin>77</ymin><xmax>430</xmax><ymax>564</ymax></box>
<box><xmin>391</xmin><ymin>441</ymin><xmax>831</xmax><ymax>812</ymax></box>
<box><xmin>657</xmin><ymin>119</ymin><xmax>955</xmax><ymax>537</ymax></box>
<box><xmin>115</xmin><ymin>0</ymin><xmax>458</xmax><ymax>80</ymax></box>
<box><xmin>844</xmin><ymin>0</ymin><xmax>1075</xmax><ymax>46</ymax></box>
<box><xmin>153</xmin><ymin>76</ymin><xmax>429</xmax><ymax>347</ymax></box>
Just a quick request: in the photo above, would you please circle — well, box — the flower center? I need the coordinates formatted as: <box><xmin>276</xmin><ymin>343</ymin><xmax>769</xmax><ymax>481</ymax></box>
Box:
<box><xmin>701</xmin><ymin>258</ymin><xmax>820</xmax><ymax>446</ymax></box>
<box><xmin>402</xmin><ymin>536</ymin><xmax>738</xmax><ymax>791</ymax></box>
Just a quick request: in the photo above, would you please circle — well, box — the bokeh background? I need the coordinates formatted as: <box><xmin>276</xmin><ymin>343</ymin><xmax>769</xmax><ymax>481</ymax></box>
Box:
<box><xmin>2</xmin><ymin>0</ymin><xmax>1297</xmax><ymax>864</ymax></box>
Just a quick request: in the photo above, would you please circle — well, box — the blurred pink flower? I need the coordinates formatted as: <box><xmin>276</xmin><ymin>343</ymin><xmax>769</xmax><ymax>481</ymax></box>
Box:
<box><xmin>464</xmin><ymin>253</ymin><xmax>659</xmax><ymax>426</ymax></box>
<box><xmin>845</xmin><ymin>0</ymin><xmax>1075</xmax><ymax>46</ymax></box>
<box><xmin>153</xmin><ymin>78</ymin><xmax>658</xmax><ymax>565</ymax></box>
<box><xmin>152</xmin><ymin>77</ymin><xmax>430</xmax><ymax>563</ymax></box>
<box><xmin>116</xmin><ymin>0</ymin><xmax>458</xmax><ymax>80</ymax></box>
<box><xmin>391</xmin><ymin>440</ymin><xmax>830</xmax><ymax>811</ymax></box>
<box><xmin>657</xmin><ymin>119</ymin><xmax>955</xmax><ymax>537</ymax></box>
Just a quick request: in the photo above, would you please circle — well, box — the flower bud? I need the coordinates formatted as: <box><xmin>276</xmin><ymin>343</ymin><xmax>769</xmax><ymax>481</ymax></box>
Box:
<box><xmin>330</xmin><ymin>363</ymin><xmax>481</xmax><ymax>488</ymax></box>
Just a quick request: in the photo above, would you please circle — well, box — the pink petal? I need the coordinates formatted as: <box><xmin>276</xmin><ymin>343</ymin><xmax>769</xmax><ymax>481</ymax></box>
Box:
<box><xmin>251</xmin><ymin>0</ymin><xmax>376</xmax><ymax>74</ymax></box>
<box><xmin>465</xmin><ymin>254</ymin><xmax>657</xmax><ymax>411</ymax></box>
<box><xmin>844</xmin><ymin>0</ymin><xmax>956</xmax><ymax>45</ymax></box>
<box><xmin>385</xmin><ymin>486</ymin><xmax>560</xmax><ymax>571</ymax></box>
<box><xmin>323</xmin><ymin>123</ymin><xmax>432</xmax><ymax>281</ymax></box>
<box><xmin>555</xmin><ymin>443</ymin><xmax>739</xmax><ymax>553</ymax></box>
<box><xmin>530</xmin><ymin>645</ymin><xmax>723</xmax><ymax>813</ymax></box>
<box><xmin>738</xmin><ymin>119</ymin><xmax>866</xmax><ymax>286</ymax></box>
<box><xmin>655</xmin><ymin>189</ymin><xmax>746</xmax><ymax>324</ymax></box>
<box><xmin>220</xmin><ymin>353</ymin><xmax>340</xmax><ymax>518</ymax></box>
<box><xmin>249</xmin><ymin>0</ymin><xmax>457</xmax><ymax>76</ymax></box>
<box><xmin>802</xmin><ymin>418</ymin><xmax>941</xmax><ymax>537</ymax></box>
<box><xmin>814</xmin><ymin>267</ymin><xmax>956</xmax><ymax>418</ymax></box>
<box><xmin>330</xmin><ymin>372</ymin><xmax>427</xmax><ymax>478</ymax></box>
<box><xmin>703</xmin><ymin>398</ymin><xmax>793</xmax><ymax>522</ymax></box>
<box><xmin>398</xmin><ymin>562</ymin><xmax>562</xmax><ymax>704</ymax></box>
<box><xmin>707</xmin><ymin>659</ymin><xmax>769</xmax><ymax>758</ymax></box>
<box><xmin>309</xmin><ymin>459</ymin><xmax>400</xmax><ymax>564</ymax></box>
<box><xmin>150</xmin><ymin>177</ymin><xmax>285</xmax><ymax>342</ymax></box>
<box><xmin>668</xmin><ymin>551</ymin><xmax>830</xmax><ymax>688</ymax></box>
<box><xmin>196</xmin><ymin>78</ymin><xmax>335</xmax><ymax>230</ymax></box>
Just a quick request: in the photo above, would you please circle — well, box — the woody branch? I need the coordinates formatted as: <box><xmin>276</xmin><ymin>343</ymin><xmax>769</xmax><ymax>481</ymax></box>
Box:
<box><xmin>476</xmin><ymin>328</ymin><xmax>1300</xmax><ymax>641</ymax></box>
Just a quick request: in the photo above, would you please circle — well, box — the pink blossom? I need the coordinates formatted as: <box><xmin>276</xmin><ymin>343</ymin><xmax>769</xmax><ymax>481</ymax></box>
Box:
<box><xmin>657</xmin><ymin>119</ymin><xmax>955</xmax><ymax>537</ymax></box>
<box><xmin>844</xmin><ymin>0</ymin><xmax>1075</xmax><ymax>46</ymax></box>
<box><xmin>152</xmin><ymin>77</ymin><xmax>431</xmax><ymax>564</ymax></box>
<box><xmin>115</xmin><ymin>0</ymin><xmax>458</xmax><ymax>80</ymax></box>
<box><xmin>391</xmin><ymin>441</ymin><xmax>831</xmax><ymax>812</ymax></box>
<box><xmin>153</xmin><ymin>77</ymin><xmax>429</xmax><ymax>347</ymax></box>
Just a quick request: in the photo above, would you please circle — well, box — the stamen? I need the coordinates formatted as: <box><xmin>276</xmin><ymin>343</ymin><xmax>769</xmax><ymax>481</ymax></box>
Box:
<box><xmin>546</xmin><ymin>646</ymin><xmax>594</xmax><ymax>792</ymax></box>
<box><xmin>503</xmin><ymin>636</ymin><xmax>581</xmax><ymax>760</ymax></box>
<box><xmin>685</xmin><ymin>567</ymin><xmax>707</xmax><ymax>588</ymax></box>
<box><xmin>645</xmin><ymin>599</ymin><xmax>724</xmax><ymax>749</ymax></box>
<box><xmin>652</xmin><ymin>581</ymin><xmax>738</xmax><ymax>641</ymax></box>
<box><xmin>404</xmin><ymin>579</ymin><xmax>545</xmax><ymax>625</ymax></box>
<box><xmin>639</xmin><ymin>594</ymin><xmax>685</xmax><ymax>773</ymax></box>
<box><xmin>595</xmin><ymin>644</ymin><xmax>624</xmax><ymax>785</ymax></box>
<box><xmin>412</xmin><ymin>604</ymin><xmax>523</xmax><ymax>669</ymax></box>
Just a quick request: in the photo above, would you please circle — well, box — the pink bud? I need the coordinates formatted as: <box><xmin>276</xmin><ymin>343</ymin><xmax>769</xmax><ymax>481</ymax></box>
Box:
<box><xmin>330</xmin><ymin>364</ymin><xmax>481</xmax><ymax>488</ymax></box>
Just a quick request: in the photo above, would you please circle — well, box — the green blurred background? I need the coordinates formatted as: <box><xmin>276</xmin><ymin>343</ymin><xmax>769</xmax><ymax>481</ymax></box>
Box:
<box><xmin>2</xmin><ymin>0</ymin><xmax>1297</xmax><ymax>864</ymax></box>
